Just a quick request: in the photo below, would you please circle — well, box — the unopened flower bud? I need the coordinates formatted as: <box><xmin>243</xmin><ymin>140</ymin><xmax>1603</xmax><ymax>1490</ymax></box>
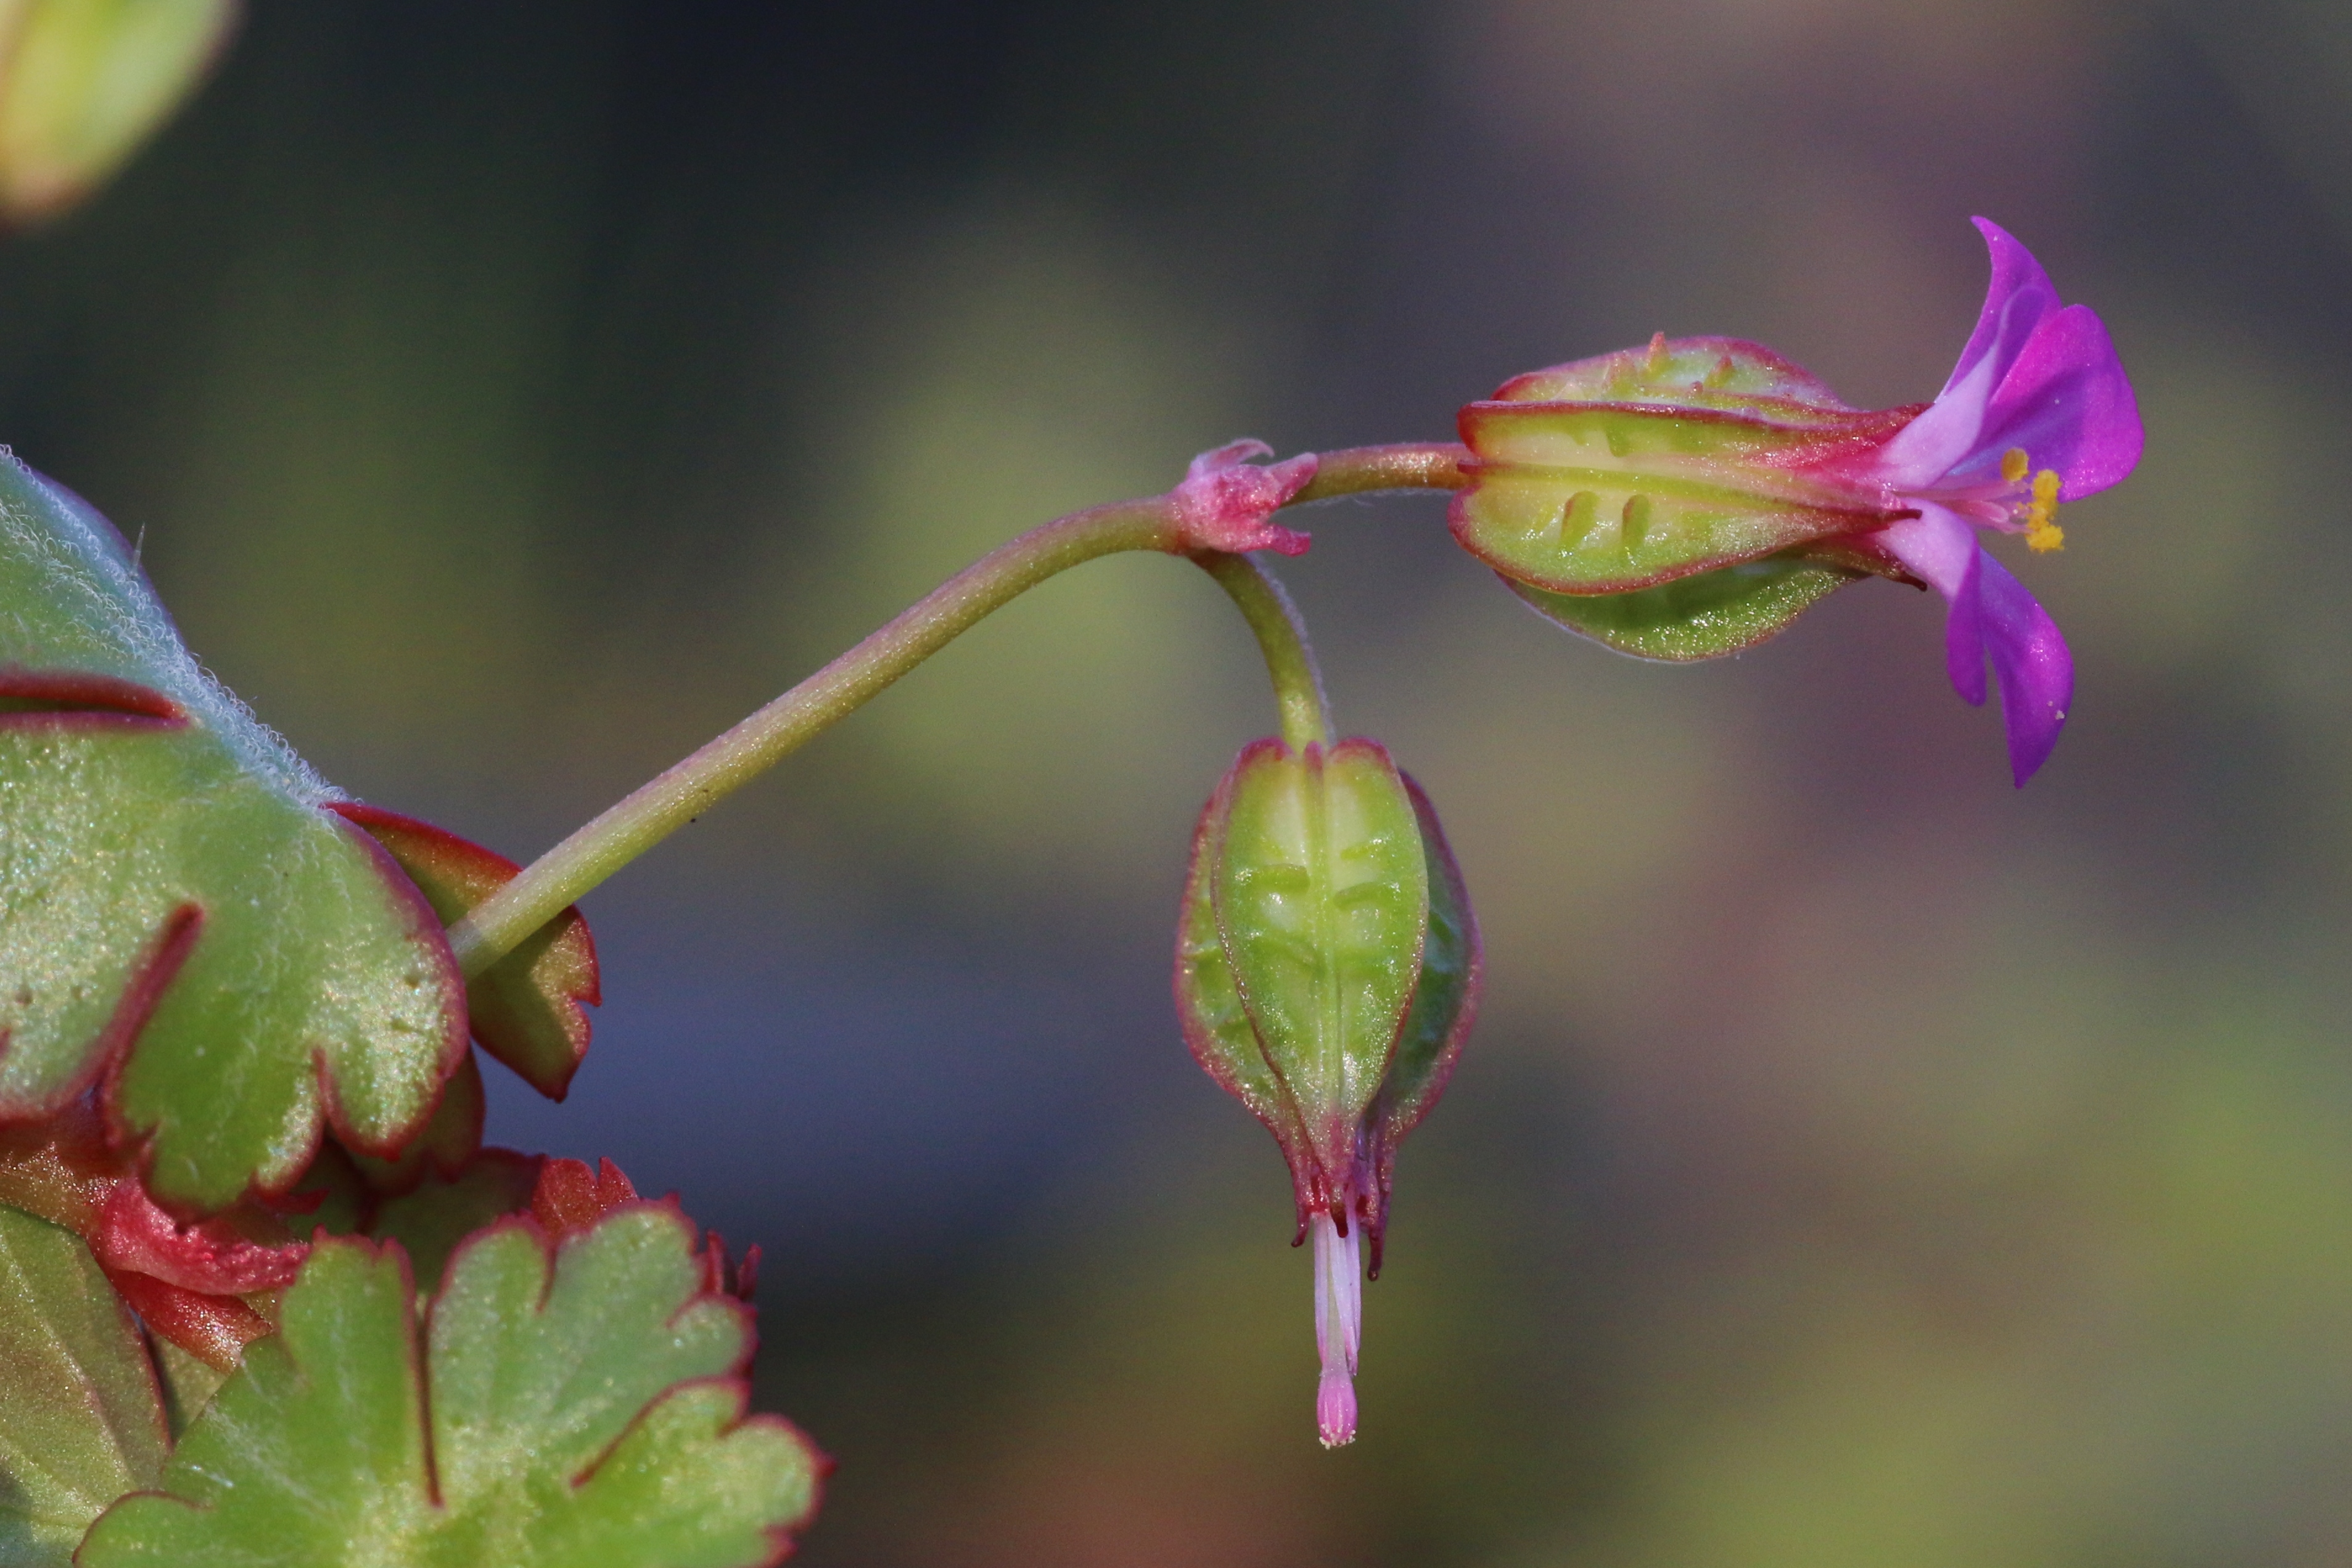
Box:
<box><xmin>1174</xmin><ymin>737</ymin><xmax>1479</xmax><ymax>1445</ymax></box>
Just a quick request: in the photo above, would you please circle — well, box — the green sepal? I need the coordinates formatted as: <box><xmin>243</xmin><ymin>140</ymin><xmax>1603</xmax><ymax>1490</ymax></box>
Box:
<box><xmin>1505</xmin><ymin>553</ymin><xmax>1863</xmax><ymax>662</ymax></box>
<box><xmin>1177</xmin><ymin>742</ymin><xmax>1481</xmax><ymax>1262</ymax></box>
<box><xmin>1489</xmin><ymin>334</ymin><xmax>1883</xmax><ymax>415</ymax></box>
<box><xmin>1449</xmin><ymin>417</ymin><xmax>1903</xmax><ymax>593</ymax></box>
<box><xmin>1174</xmin><ymin>768</ymin><xmax>1319</xmax><ymax>1213</ymax></box>
<box><xmin>80</xmin><ymin>1212</ymin><xmax>823</xmax><ymax>1567</ymax></box>
<box><xmin>0</xmin><ymin>1203</ymin><xmax>166</xmax><ymax>1565</ymax></box>
<box><xmin>1368</xmin><ymin>778</ymin><xmax>1479</xmax><ymax>1184</ymax></box>
<box><xmin>1454</xmin><ymin>335</ymin><xmax>1920</xmax><ymax>594</ymax></box>
<box><xmin>1209</xmin><ymin>739</ymin><xmax>1429</xmax><ymax>1191</ymax></box>
<box><xmin>0</xmin><ymin>456</ymin><xmax>468</xmax><ymax>1213</ymax></box>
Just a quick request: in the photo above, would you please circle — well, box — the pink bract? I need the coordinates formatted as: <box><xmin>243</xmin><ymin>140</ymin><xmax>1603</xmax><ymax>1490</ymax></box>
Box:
<box><xmin>1169</xmin><ymin>439</ymin><xmax>1318</xmax><ymax>556</ymax></box>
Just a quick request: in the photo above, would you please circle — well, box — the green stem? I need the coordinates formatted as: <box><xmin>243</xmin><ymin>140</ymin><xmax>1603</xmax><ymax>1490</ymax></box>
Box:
<box><xmin>446</xmin><ymin>441</ymin><xmax>1471</xmax><ymax>976</ymax></box>
<box><xmin>1289</xmin><ymin>441</ymin><xmax>1468</xmax><ymax>503</ymax></box>
<box><xmin>1192</xmin><ymin>552</ymin><xmax>1331</xmax><ymax>751</ymax></box>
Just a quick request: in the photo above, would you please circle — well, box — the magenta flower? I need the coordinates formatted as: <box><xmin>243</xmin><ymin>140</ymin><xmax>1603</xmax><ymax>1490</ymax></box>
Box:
<box><xmin>1843</xmin><ymin>218</ymin><xmax>2142</xmax><ymax>783</ymax></box>
<box><xmin>1450</xmin><ymin>218</ymin><xmax>2142</xmax><ymax>785</ymax></box>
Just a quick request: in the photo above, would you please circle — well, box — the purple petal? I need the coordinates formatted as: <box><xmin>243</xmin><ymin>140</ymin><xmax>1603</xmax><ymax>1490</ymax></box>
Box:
<box><xmin>1872</xmin><ymin>505</ymin><xmax>1978</xmax><ymax>604</ymax></box>
<box><xmin>1878</xmin><ymin>507</ymin><xmax>1989</xmax><ymax>702</ymax></box>
<box><xmin>1961</xmin><ymin>303</ymin><xmax>2143</xmax><ymax>499</ymax></box>
<box><xmin>1311</xmin><ymin>1212</ymin><xmax>1362</xmax><ymax>1447</ymax></box>
<box><xmin>1875</xmin><ymin>506</ymin><xmax>2073</xmax><ymax>779</ymax></box>
<box><xmin>1871</xmin><ymin>219</ymin><xmax>2077</xmax><ymax>491</ymax></box>
<box><xmin>1941</xmin><ymin>217</ymin><xmax>2063</xmax><ymax>402</ymax></box>
<box><xmin>1943</xmin><ymin>546</ymin><xmax>1989</xmax><ymax>707</ymax></box>
<box><xmin>1974</xmin><ymin>549</ymin><xmax>2072</xmax><ymax>785</ymax></box>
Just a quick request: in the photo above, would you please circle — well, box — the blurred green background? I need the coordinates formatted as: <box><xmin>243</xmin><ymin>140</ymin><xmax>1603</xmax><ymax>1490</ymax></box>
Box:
<box><xmin>9</xmin><ymin>1</ymin><xmax>2352</xmax><ymax>1562</ymax></box>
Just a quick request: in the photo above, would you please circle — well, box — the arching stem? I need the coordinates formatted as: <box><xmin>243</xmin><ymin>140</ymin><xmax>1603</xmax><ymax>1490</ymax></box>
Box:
<box><xmin>1192</xmin><ymin>551</ymin><xmax>1331</xmax><ymax>752</ymax></box>
<box><xmin>446</xmin><ymin>441</ymin><xmax>1468</xmax><ymax>975</ymax></box>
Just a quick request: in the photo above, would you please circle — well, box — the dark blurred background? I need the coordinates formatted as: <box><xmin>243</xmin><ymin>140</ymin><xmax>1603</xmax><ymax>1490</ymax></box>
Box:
<box><xmin>9</xmin><ymin>1</ymin><xmax>2352</xmax><ymax>1561</ymax></box>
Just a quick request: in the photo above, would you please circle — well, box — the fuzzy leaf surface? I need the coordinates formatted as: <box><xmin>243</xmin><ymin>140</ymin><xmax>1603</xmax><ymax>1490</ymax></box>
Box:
<box><xmin>0</xmin><ymin>1204</ymin><xmax>165</xmax><ymax>1565</ymax></box>
<box><xmin>364</xmin><ymin>1147</ymin><xmax>541</xmax><ymax>1295</ymax></box>
<box><xmin>80</xmin><ymin>1212</ymin><xmax>821</xmax><ymax>1568</ymax></box>
<box><xmin>0</xmin><ymin>455</ymin><xmax>466</xmax><ymax>1213</ymax></box>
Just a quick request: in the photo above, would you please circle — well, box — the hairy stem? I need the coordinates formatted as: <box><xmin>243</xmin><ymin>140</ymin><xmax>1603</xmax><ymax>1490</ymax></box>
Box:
<box><xmin>447</xmin><ymin>441</ymin><xmax>1471</xmax><ymax>975</ymax></box>
<box><xmin>1289</xmin><ymin>442</ymin><xmax>1468</xmax><ymax>503</ymax></box>
<box><xmin>1192</xmin><ymin>552</ymin><xmax>1331</xmax><ymax>751</ymax></box>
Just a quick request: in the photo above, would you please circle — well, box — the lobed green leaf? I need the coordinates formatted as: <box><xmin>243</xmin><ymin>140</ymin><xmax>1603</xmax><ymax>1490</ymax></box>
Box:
<box><xmin>0</xmin><ymin>456</ymin><xmax>468</xmax><ymax>1213</ymax></box>
<box><xmin>335</xmin><ymin>805</ymin><xmax>598</xmax><ymax>1103</ymax></box>
<box><xmin>80</xmin><ymin>1211</ymin><xmax>821</xmax><ymax>1567</ymax></box>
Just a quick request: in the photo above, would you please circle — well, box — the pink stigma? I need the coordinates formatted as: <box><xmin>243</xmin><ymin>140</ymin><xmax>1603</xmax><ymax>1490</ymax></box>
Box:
<box><xmin>1311</xmin><ymin>1211</ymin><xmax>1362</xmax><ymax>1447</ymax></box>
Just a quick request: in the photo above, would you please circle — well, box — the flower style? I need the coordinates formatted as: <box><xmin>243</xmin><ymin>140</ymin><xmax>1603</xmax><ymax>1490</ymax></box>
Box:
<box><xmin>1450</xmin><ymin>218</ymin><xmax>2142</xmax><ymax>784</ymax></box>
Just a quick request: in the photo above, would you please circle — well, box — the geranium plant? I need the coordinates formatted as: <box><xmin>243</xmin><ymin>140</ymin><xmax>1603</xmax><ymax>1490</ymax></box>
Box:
<box><xmin>0</xmin><ymin>9</ymin><xmax>2142</xmax><ymax>1562</ymax></box>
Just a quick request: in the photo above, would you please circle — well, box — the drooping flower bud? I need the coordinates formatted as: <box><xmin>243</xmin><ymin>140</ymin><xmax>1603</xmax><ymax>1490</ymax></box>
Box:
<box><xmin>1174</xmin><ymin>737</ymin><xmax>1479</xmax><ymax>1445</ymax></box>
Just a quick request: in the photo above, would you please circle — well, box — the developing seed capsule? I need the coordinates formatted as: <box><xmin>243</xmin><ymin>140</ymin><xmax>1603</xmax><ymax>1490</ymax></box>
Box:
<box><xmin>1174</xmin><ymin>737</ymin><xmax>1479</xmax><ymax>1446</ymax></box>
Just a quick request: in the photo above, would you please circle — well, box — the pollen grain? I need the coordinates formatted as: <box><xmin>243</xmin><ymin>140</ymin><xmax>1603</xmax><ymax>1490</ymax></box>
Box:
<box><xmin>2024</xmin><ymin>467</ymin><xmax>2065</xmax><ymax>552</ymax></box>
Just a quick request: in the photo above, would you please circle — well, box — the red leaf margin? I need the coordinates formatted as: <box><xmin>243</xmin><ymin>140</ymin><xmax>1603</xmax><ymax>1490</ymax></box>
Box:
<box><xmin>329</xmin><ymin>803</ymin><xmax>599</xmax><ymax>1102</ymax></box>
<box><xmin>424</xmin><ymin>1207</ymin><xmax>821</xmax><ymax>1561</ymax></box>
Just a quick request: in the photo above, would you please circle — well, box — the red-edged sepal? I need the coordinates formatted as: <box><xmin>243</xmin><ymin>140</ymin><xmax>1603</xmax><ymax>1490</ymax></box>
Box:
<box><xmin>329</xmin><ymin>803</ymin><xmax>599</xmax><ymax>1100</ymax></box>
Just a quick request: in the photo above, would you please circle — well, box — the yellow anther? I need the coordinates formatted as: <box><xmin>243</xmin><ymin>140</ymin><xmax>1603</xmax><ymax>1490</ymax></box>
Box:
<box><xmin>2023</xmin><ymin>467</ymin><xmax>2064</xmax><ymax>552</ymax></box>
<box><xmin>2000</xmin><ymin>446</ymin><xmax>2029</xmax><ymax>485</ymax></box>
